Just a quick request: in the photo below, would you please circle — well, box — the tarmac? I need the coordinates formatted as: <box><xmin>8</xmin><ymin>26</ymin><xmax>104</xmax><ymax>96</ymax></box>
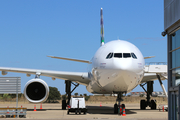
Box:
<box><xmin>0</xmin><ymin>103</ymin><xmax>168</xmax><ymax>120</ymax></box>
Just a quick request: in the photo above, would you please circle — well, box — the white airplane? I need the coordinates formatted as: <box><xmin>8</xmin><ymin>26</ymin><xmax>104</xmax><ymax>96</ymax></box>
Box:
<box><xmin>0</xmin><ymin>8</ymin><xmax>167</xmax><ymax>113</ymax></box>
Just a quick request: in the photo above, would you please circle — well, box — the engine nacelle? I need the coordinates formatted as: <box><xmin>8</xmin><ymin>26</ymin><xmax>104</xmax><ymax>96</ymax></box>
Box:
<box><xmin>24</xmin><ymin>78</ymin><xmax>49</xmax><ymax>103</ymax></box>
<box><xmin>2</xmin><ymin>71</ymin><xmax>7</xmax><ymax>75</ymax></box>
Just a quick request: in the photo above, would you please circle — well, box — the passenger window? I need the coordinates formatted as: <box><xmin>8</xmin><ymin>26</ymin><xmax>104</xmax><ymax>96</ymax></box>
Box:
<box><xmin>131</xmin><ymin>53</ymin><xmax>137</xmax><ymax>59</ymax></box>
<box><xmin>123</xmin><ymin>53</ymin><xmax>131</xmax><ymax>58</ymax></box>
<box><xmin>114</xmin><ymin>53</ymin><xmax>122</xmax><ymax>58</ymax></box>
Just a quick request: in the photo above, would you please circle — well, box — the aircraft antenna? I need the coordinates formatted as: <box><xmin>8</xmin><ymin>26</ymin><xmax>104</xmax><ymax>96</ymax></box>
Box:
<box><xmin>100</xmin><ymin>8</ymin><xmax>104</xmax><ymax>46</ymax></box>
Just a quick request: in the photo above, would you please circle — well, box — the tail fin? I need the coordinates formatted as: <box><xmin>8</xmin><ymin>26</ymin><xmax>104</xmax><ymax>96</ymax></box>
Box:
<box><xmin>100</xmin><ymin>8</ymin><xmax>104</xmax><ymax>46</ymax></box>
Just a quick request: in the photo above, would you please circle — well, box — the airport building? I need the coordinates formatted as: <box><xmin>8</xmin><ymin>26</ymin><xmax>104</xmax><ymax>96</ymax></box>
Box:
<box><xmin>130</xmin><ymin>91</ymin><xmax>166</xmax><ymax>97</ymax></box>
<box><xmin>164</xmin><ymin>0</ymin><xmax>180</xmax><ymax>120</ymax></box>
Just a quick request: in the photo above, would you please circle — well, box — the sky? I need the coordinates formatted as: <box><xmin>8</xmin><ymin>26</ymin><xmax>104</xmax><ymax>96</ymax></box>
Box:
<box><xmin>0</xmin><ymin>0</ymin><xmax>167</xmax><ymax>95</ymax></box>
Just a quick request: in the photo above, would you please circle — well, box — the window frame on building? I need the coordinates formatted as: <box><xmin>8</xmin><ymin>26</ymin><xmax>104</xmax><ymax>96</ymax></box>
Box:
<box><xmin>168</xmin><ymin>27</ymin><xmax>180</xmax><ymax>120</ymax></box>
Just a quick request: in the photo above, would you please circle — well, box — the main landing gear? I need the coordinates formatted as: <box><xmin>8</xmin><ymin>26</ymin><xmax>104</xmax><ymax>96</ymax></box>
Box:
<box><xmin>140</xmin><ymin>81</ymin><xmax>156</xmax><ymax>109</ymax></box>
<box><xmin>114</xmin><ymin>93</ymin><xmax>125</xmax><ymax>114</ymax></box>
<box><xmin>62</xmin><ymin>80</ymin><xmax>79</xmax><ymax>110</ymax></box>
<box><xmin>140</xmin><ymin>74</ymin><xmax>168</xmax><ymax>110</ymax></box>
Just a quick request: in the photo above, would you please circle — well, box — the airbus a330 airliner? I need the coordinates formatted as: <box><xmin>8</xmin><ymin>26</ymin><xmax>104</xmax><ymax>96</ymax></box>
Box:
<box><xmin>0</xmin><ymin>8</ymin><xmax>167</xmax><ymax>113</ymax></box>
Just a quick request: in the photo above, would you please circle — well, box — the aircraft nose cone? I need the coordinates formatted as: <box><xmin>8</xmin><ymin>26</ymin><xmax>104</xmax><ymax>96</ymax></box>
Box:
<box><xmin>114</xmin><ymin>59</ymin><xmax>133</xmax><ymax>71</ymax></box>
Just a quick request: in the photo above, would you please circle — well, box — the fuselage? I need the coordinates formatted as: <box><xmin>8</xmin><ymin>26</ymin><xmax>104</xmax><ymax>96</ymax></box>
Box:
<box><xmin>86</xmin><ymin>40</ymin><xmax>145</xmax><ymax>94</ymax></box>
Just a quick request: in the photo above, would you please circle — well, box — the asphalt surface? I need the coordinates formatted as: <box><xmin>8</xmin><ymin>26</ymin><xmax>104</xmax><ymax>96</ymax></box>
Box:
<box><xmin>0</xmin><ymin>103</ymin><xmax>168</xmax><ymax>120</ymax></box>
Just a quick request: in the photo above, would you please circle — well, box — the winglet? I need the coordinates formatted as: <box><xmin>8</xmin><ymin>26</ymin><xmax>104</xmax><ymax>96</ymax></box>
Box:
<box><xmin>47</xmin><ymin>56</ymin><xmax>91</xmax><ymax>64</ymax></box>
<box><xmin>144</xmin><ymin>56</ymin><xmax>155</xmax><ymax>59</ymax></box>
<box><xmin>100</xmin><ymin>8</ymin><xmax>104</xmax><ymax>46</ymax></box>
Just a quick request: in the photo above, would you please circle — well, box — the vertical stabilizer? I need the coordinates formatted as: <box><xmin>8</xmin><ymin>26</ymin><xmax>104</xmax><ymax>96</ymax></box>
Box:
<box><xmin>100</xmin><ymin>8</ymin><xmax>104</xmax><ymax>46</ymax></box>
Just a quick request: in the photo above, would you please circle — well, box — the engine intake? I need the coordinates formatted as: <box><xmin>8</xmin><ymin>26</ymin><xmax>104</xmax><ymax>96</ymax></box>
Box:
<box><xmin>2</xmin><ymin>71</ymin><xmax>7</xmax><ymax>75</ymax></box>
<box><xmin>24</xmin><ymin>78</ymin><xmax>49</xmax><ymax>103</ymax></box>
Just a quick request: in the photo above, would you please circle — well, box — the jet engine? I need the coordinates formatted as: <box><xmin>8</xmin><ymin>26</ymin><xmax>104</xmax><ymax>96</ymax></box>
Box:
<box><xmin>24</xmin><ymin>78</ymin><xmax>49</xmax><ymax>103</ymax></box>
<box><xmin>2</xmin><ymin>71</ymin><xmax>7</xmax><ymax>75</ymax></box>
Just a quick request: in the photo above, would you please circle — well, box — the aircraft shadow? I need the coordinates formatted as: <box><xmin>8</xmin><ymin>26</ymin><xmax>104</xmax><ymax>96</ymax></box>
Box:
<box><xmin>86</xmin><ymin>106</ymin><xmax>136</xmax><ymax>115</ymax></box>
<box><xmin>129</xmin><ymin>109</ymin><xmax>159</xmax><ymax>111</ymax></box>
<box><xmin>27</xmin><ymin>105</ymin><xmax>138</xmax><ymax>115</ymax></box>
<box><xmin>27</xmin><ymin>109</ymin><xmax>62</xmax><ymax>111</ymax></box>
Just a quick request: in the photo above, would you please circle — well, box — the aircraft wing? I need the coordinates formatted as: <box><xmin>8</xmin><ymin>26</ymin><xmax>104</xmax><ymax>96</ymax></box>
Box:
<box><xmin>0</xmin><ymin>67</ymin><xmax>91</xmax><ymax>85</ymax></box>
<box><xmin>47</xmin><ymin>56</ymin><xmax>91</xmax><ymax>64</ymax></box>
<box><xmin>144</xmin><ymin>56</ymin><xmax>155</xmax><ymax>59</ymax></box>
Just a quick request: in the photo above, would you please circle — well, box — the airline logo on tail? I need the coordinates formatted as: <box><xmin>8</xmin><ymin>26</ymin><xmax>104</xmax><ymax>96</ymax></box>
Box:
<box><xmin>101</xmin><ymin>8</ymin><xmax>104</xmax><ymax>46</ymax></box>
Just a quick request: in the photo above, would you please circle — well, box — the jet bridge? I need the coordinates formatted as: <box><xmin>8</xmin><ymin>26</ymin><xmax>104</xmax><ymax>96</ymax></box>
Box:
<box><xmin>144</xmin><ymin>62</ymin><xmax>167</xmax><ymax>74</ymax></box>
<box><xmin>144</xmin><ymin>62</ymin><xmax>168</xmax><ymax>98</ymax></box>
<box><xmin>140</xmin><ymin>62</ymin><xmax>168</xmax><ymax>110</ymax></box>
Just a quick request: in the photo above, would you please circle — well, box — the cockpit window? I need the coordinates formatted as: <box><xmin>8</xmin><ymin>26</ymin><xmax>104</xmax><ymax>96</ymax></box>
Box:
<box><xmin>106</xmin><ymin>53</ymin><xmax>111</xmax><ymax>59</ymax></box>
<box><xmin>106</xmin><ymin>53</ymin><xmax>113</xmax><ymax>59</ymax></box>
<box><xmin>109</xmin><ymin>53</ymin><xmax>113</xmax><ymax>58</ymax></box>
<box><xmin>107</xmin><ymin>52</ymin><xmax>137</xmax><ymax>59</ymax></box>
<box><xmin>114</xmin><ymin>53</ymin><xmax>122</xmax><ymax>58</ymax></box>
<box><xmin>123</xmin><ymin>53</ymin><xmax>131</xmax><ymax>58</ymax></box>
<box><xmin>131</xmin><ymin>53</ymin><xmax>137</xmax><ymax>59</ymax></box>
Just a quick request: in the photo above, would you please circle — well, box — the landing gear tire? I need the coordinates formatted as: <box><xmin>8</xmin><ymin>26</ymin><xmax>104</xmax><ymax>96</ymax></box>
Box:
<box><xmin>114</xmin><ymin>103</ymin><xmax>118</xmax><ymax>114</ymax></box>
<box><xmin>79</xmin><ymin>110</ymin><xmax>81</xmax><ymax>114</ymax></box>
<box><xmin>62</xmin><ymin>100</ymin><xmax>66</xmax><ymax>110</ymax></box>
<box><xmin>75</xmin><ymin>110</ymin><xmax>77</xmax><ymax>114</ymax></box>
<box><xmin>19</xmin><ymin>115</ymin><xmax>24</xmax><ymax>118</ymax></box>
<box><xmin>122</xmin><ymin>104</ymin><xmax>125</xmax><ymax>108</ymax></box>
<box><xmin>151</xmin><ymin>100</ymin><xmax>156</xmax><ymax>109</ymax></box>
<box><xmin>140</xmin><ymin>100</ymin><xmax>146</xmax><ymax>110</ymax></box>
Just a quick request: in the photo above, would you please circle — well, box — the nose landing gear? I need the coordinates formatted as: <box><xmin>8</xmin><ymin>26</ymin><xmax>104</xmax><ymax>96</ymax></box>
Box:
<box><xmin>114</xmin><ymin>93</ymin><xmax>124</xmax><ymax>114</ymax></box>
